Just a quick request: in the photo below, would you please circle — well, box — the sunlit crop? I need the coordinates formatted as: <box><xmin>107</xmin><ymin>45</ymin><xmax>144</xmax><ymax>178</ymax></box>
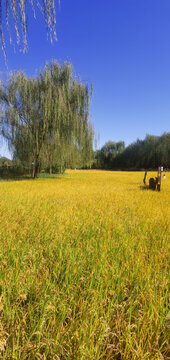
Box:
<box><xmin>0</xmin><ymin>170</ymin><xmax>169</xmax><ymax>359</ymax></box>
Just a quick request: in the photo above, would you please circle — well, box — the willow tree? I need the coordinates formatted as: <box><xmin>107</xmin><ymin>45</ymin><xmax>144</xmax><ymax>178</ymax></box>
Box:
<box><xmin>1</xmin><ymin>71</ymin><xmax>47</xmax><ymax>177</ymax></box>
<box><xmin>0</xmin><ymin>61</ymin><xmax>94</xmax><ymax>177</ymax></box>
<box><xmin>0</xmin><ymin>0</ymin><xmax>59</xmax><ymax>59</ymax></box>
<box><xmin>39</xmin><ymin>61</ymin><xmax>94</xmax><ymax>172</ymax></box>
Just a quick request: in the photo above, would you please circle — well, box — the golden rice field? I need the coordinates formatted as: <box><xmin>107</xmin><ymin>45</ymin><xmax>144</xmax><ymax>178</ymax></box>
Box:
<box><xmin>0</xmin><ymin>170</ymin><xmax>169</xmax><ymax>359</ymax></box>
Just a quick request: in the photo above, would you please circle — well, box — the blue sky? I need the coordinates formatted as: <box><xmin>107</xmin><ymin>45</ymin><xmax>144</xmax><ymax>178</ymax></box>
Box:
<box><xmin>0</xmin><ymin>0</ymin><xmax>170</xmax><ymax>158</ymax></box>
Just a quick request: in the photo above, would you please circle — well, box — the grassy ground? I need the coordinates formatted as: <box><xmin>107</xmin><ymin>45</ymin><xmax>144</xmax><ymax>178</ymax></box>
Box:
<box><xmin>0</xmin><ymin>170</ymin><xmax>169</xmax><ymax>359</ymax></box>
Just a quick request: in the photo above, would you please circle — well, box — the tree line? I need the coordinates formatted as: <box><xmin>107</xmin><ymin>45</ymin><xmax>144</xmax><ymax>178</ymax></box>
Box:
<box><xmin>0</xmin><ymin>61</ymin><xmax>94</xmax><ymax>178</ymax></box>
<box><xmin>93</xmin><ymin>133</ymin><xmax>170</xmax><ymax>170</ymax></box>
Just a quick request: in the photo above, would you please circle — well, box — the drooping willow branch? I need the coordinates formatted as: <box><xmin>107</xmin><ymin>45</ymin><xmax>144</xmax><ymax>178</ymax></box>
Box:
<box><xmin>0</xmin><ymin>0</ymin><xmax>59</xmax><ymax>60</ymax></box>
<box><xmin>0</xmin><ymin>60</ymin><xmax>94</xmax><ymax>176</ymax></box>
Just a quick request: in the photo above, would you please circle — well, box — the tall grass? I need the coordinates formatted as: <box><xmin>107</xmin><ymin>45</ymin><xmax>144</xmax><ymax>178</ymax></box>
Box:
<box><xmin>0</xmin><ymin>171</ymin><xmax>169</xmax><ymax>359</ymax></box>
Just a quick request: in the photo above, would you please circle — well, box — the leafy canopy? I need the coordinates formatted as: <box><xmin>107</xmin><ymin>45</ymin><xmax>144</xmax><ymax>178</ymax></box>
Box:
<box><xmin>0</xmin><ymin>61</ymin><xmax>94</xmax><ymax>176</ymax></box>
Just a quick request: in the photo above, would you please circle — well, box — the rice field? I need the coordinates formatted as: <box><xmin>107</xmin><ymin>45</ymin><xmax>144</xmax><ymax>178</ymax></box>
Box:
<box><xmin>0</xmin><ymin>170</ymin><xmax>169</xmax><ymax>359</ymax></box>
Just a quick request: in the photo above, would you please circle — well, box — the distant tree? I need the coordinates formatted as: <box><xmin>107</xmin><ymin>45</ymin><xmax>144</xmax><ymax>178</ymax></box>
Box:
<box><xmin>101</xmin><ymin>141</ymin><xmax>117</xmax><ymax>155</ymax></box>
<box><xmin>0</xmin><ymin>0</ymin><xmax>60</xmax><ymax>59</ymax></box>
<box><xmin>114</xmin><ymin>133</ymin><xmax>170</xmax><ymax>170</ymax></box>
<box><xmin>157</xmin><ymin>132</ymin><xmax>170</xmax><ymax>168</ymax></box>
<box><xmin>96</xmin><ymin>140</ymin><xmax>125</xmax><ymax>169</ymax></box>
<box><xmin>92</xmin><ymin>134</ymin><xmax>170</xmax><ymax>170</ymax></box>
<box><xmin>0</xmin><ymin>156</ymin><xmax>11</xmax><ymax>166</ymax></box>
<box><xmin>116</xmin><ymin>141</ymin><xmax>125</xmax><ymax>154</ymax></box>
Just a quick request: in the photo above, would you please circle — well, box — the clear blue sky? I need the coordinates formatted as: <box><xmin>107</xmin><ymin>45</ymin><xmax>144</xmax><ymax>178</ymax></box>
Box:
<box><xmin>0</xmin><ymin>0</ymin><xmax>170</xmax><ymax>158</ymax></box>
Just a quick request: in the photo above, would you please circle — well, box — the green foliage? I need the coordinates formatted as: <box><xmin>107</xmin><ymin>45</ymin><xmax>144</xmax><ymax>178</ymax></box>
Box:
<box><xmin>0</xmin><ymin>156</ymin><xmax>12</xmax><ymax>167</ymax></box>
<box><xmin>94</xmin><ymin>140</ymin><xmax>125</xmax><ymax>169</ymax></box>
<box><xmin>0</xmin><ymin>61</ymin><xmax>94</xmax><ymax>177</ymax></box>
<box><xmin>0</xmin><ymin>165</ymin><xmax>29</xmax><ymax>179</ymax></box>
<box><xmin>94</xmin><ymin>133</ymin><xmax>170</xmax><ymax>170</ymax></box>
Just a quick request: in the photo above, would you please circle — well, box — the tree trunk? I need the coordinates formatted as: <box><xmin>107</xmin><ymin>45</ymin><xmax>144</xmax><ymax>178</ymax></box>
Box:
<box><xmin>49</xmin><ymin>152</ymin><xmax>53</xmax><ymax>174</ymax></box>
<box><xmin>32</xmin><ymin>165</ymin><xmax>35</xmax><ymax>179</ymax></box>
<box><xmin>32</xmin><ymin>154</ymin><xmax>39</xmax><ymax>179</ymax></box>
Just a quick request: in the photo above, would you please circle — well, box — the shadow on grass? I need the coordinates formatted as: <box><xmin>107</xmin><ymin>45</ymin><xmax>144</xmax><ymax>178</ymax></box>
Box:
<box><xmin>0</xmin><ymin>173</ymin><xmax>66</xmax><ymax>182</ymax></box>
<box><xmin>0</xmin><ymin>175</ymin><xmax>32</xmax><ymax>182</ymax></box>
<box><xmin>38</xmin><ymin>173</ymin><xmax>65</xmax><ymax>179</ymax></box>
<box><xmin>139</xmin><ymin>185</ymin><xmax>149</xmax><ymax>191</ymax></box>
